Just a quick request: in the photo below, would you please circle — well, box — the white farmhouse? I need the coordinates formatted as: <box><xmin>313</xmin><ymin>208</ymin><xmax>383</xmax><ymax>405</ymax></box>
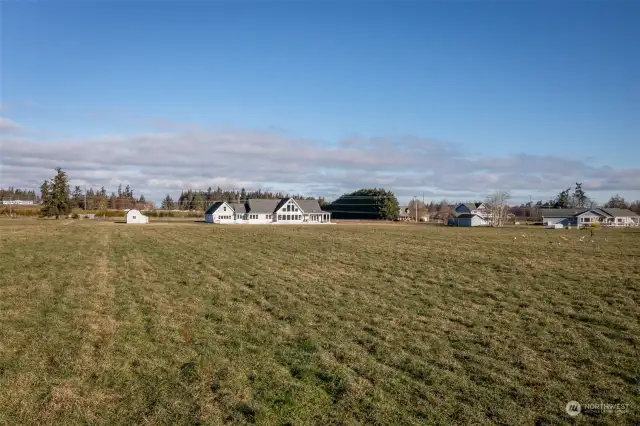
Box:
<box><xmin>205</xmin><ymin>198</ymin><xmax>331</xmax><ymax>224</ymax></box>
<box><xmin>540</xmin><ymin>208</ymin><xmax>639</xmax><ymax>228</ymax></box>
<box><xmin>126</xmin><ymin>209</ymin><xmax>149</xmax><ymax>224</ymax></box>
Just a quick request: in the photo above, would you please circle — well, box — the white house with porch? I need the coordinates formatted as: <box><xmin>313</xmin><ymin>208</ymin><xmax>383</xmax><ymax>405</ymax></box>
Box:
<box><xmin>540</xmin><ymin>208</ymin><xmax>639</xmax><ymax>228</ymax></box>
<box><xmin>205</xmin><ymin>198</ymin><xmax>332</xmax><ymax>224</ymax></box>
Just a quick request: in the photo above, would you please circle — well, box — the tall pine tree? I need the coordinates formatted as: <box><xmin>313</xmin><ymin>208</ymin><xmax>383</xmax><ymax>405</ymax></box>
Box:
<box><xmin>40</xmin><ymin>168</ymin><xmax>72</xmax><ymax>218</ymax></box>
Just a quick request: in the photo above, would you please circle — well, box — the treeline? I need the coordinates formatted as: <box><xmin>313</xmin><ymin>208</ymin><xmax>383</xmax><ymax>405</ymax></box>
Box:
<box><xmin>161</xmin><ymin>188</ymin><xmax>327</xmax><ymax>210</ymax></box>
<box><xmin>1</xmin><ymin>181</ymin><xmax>152</xmax><ymax>211</ymax></box>
<box><xmin>0</xmin><ymin>188</ymin><xmax>39</xmax><ymax>202</ymax></box>
<box><xmin>509</xmin><ymin>183</ymin><xmax>640</xmax><ymax>219</ymax></box>
<box><xmin>68</xmin><ymin>184</ymin><xmax>153</xmax><ymax>210</ymax></box>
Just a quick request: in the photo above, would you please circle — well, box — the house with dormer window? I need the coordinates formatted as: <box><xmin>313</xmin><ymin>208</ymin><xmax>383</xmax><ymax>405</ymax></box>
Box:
<box><xmin>205</xmin><ymin>198</ymin><xmax>331</xmax><ymax>224</ymax></box>
<box><xmin>451</xmin><ymin>202</ymin><xmax>490</xmax><ymax>226</ymax></box>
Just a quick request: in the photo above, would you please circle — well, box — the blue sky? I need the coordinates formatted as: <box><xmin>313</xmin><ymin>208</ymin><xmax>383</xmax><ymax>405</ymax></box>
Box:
<box><xmin>1</xmin><ymin>1</ymin><xmax>639</xmax><ymax>203</ymax></box>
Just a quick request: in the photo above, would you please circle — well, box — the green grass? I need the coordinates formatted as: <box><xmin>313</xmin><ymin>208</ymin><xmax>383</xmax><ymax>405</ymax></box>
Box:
<box><xmin>0</xmin><ymin>220</ymin><xmax>638</xmax><ymax>425</ymax></box>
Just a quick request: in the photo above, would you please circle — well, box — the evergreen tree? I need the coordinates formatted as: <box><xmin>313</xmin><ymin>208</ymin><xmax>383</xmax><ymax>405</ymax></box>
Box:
<box><xmin>71</xmin><ymin>185</ymin><xmax>84</xmax><ymax>209</ymax></box>
<box><xmin>161</xmin><ymin>194</ymin><xmax>175</xmax><ymax>210</ymax></box>
<box><xmin>326</xmin><ymin>188</ymin><xmax>399</xmax><ymax>220</ymax></box>
<box><xmin>39</xmin><ymin>168</ymin><xmax>72</xmax><ymax>218</ymax></box>
<box><xmin>572</xmin><ymin>182</ymin><xmax>587</xmax><ymax>208</ymax></box>
<box><xmin>109</xmin><ymin>193</ymin><xmax>117</xmax><ymax>209</ymax></box>
<box><xmin>554</xmin><ymin>187</ymin><xmax>572</xmax><ymax>208</ymax></box>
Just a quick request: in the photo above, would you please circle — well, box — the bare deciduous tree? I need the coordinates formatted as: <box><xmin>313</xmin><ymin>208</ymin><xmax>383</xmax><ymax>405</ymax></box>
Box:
<box><xmin>407</xmin><ymin>200</ymin><xmax>428</xmax><ymax>221</ymax></box>
<box><xmin>485</xmin><ymin>191</ymin><xmax>511</xmax><ymax>227</ymax></box>
<box><xmin>436</xmin><ymin>199</ymin><xmax>453</xmax><ymax>223</ymax></box>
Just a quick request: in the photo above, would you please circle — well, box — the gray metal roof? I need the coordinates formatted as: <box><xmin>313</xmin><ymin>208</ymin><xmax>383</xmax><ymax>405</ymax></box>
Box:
<box><xmin>540</xmin><ymin>208</ymin><xmax>588</xmax><ymax>218</ymax></box>
<box><xmin>540</xmin><ymin>208</ymin><xmax>638</xmax><ymax>218</ymax></box>
<box><xmin>246</xmin><ymin>199</ymin><xmax>278</xmax><ymax>214</ymax></box>
<box><xmin>586</xmin><ymin>208</ymin><xmax>611</xmax><ymax>217</ymax></box>
<box><xmin>230</xmin><ymin>202</ymin><xmax>246</xmax><ymax>214</ymax></box>
<box><xmin>598</xmin><ymin>208</ymin><xmax>639</xmax><ymax>217</ymax></box>
<box><xmin>295</xmin><ymin>199</ymin><xmax>324</xmax><ymax>213</ymax></box>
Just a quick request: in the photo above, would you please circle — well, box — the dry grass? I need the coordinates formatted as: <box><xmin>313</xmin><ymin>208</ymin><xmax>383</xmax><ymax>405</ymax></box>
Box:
<box><xmin>0</xmin><ymin>220</ymin><xmax>638</xmax><ymax>425</ymax></box>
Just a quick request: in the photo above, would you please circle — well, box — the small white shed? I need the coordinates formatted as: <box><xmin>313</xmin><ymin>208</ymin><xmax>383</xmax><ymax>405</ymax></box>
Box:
<box><xmin>126</xmin><ymin>209</ymin><xmax>148</xmax><ymax>224</ymax></box>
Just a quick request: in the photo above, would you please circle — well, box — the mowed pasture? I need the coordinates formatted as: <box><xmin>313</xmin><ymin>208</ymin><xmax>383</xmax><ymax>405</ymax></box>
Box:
<box><xmin>0</xmin><ymin>220</ymin><xmax>638</xmax><ymax>425</ymax></box>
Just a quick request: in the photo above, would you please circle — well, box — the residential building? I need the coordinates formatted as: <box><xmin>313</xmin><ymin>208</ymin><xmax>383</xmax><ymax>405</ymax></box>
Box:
<box><xmin>205</xmin><ymin>198</ymin><xmax>331</xmax><ymax>224</ymax></box>
<box><xmin>397</xmin><ymin>206</ymin><xmax>410</xmax><ymax>221</ymax></box>
<box><xmin>452</xmin><ymin>202</ymin><xmax>490</xmax><ymax>226</ymax></box>
<box><xmin>0</xmin><ymin>200</ymin><xmax>35</xmax><ymax>205</ymax></box>
<box><xmin>540</xmin><ymin>208</ymin><xmax>639</xmax><ymax>228</ymax></box>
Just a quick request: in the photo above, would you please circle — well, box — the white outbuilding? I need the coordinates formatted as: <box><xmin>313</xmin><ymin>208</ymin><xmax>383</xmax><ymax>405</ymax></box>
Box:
<box><xmin>126</xmin><ymin>209</ymin><xmax>149</xmax><ymax>224</ymax></box>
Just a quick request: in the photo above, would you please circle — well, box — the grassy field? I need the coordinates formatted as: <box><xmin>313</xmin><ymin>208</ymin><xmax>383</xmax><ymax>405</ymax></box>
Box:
<box><xmin>0</xmin><ymin>220</ymin><xmax>638</xmax><ymax>425</ymax></box>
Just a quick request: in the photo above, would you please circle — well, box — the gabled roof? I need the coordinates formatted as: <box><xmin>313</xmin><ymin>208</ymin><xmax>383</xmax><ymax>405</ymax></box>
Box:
<box><xmin>246</xmin><ymin>199</ymin><xmax>278</xmax><ymax>214</ymax></box>
<box><xmin>457</xmin><ymin>202</ymin><xmax>485</xmax><ymax>211</ymax></box>
<box><xmin>274</xmin><ymin>198</ymin><xmax>289</xmax><ymax>211</ymax></box>
<box><xmin>576</xmin><ymin>209</ymin><xmax>607</xmax><ymax>217</ymax></box>
<box><xmin>205</xmin><ymin>202</ymin><xmax>227</xmax><ymax>215</ymax></box>
<box><xmin>598</xmin><ymin>208</ymin><xmax>639</xmax><ymax>217</ymax></box>
<box><xmin>540</xmin><ymin>208</ymin><xmax>588</xmax><ymax>218</ymax></box>
<box><xmin>295</xmin><ymin>199</ymin><xmax>324</xmax><ymax>213</ymax></box>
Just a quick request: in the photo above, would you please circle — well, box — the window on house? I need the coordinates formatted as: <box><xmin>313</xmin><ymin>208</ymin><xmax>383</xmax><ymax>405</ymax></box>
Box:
<box><xmin>132</xmin><ymin>216</ymin><xmax>136</xmax><ymax>219</ymax></box>
<box><xmin>223</xmin><ymin>207</ymin><xmax>227</xmax><ymax>211</ymax></box>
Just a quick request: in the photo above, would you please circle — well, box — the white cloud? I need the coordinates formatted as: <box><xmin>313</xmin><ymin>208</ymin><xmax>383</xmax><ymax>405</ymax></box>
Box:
<box><xmin>1</xmin><ymin>129</ymin><xmax>639</xmax><ymax>204</ymax></box>
<box><xmin>0</xmin><ymin>117</ymin><xmax>22</xmax><ymax>133</ymax></box>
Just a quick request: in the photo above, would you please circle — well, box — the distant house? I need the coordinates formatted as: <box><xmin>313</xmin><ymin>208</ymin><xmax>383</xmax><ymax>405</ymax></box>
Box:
<box><xmin>205</xmin><ymin>198</ymin><xmax>331</xmax><ymax>224</ymax></box>
<box><xmin>398</xmin><ymin>206</ymin><xmax>410</xmax><ymax>221</ymax></box>
<box><xmin>540</xmin><ymin>208</ymin><xmax>639</xmax><ymax>228</ymax></box>
<box><xmin>452</xmin><ymin>202</ymin><xmax>490</xmax><ymax>226</ymax></box>
<box><xmin>0</xmin><ymin>200</ymin><xmax>34</xmax><ymax>205</ymax></box>
<box><xmin>126</xmin><ymin>209</ymin><xmax>149</xmax><ymax>224</ymax></box>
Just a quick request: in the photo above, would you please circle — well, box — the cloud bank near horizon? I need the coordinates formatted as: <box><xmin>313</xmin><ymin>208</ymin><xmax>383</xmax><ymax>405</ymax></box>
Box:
<box><xmin>1</xmin><ymin>123</ymin><xmax>639</xmax><ymax>204</ymax></box>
